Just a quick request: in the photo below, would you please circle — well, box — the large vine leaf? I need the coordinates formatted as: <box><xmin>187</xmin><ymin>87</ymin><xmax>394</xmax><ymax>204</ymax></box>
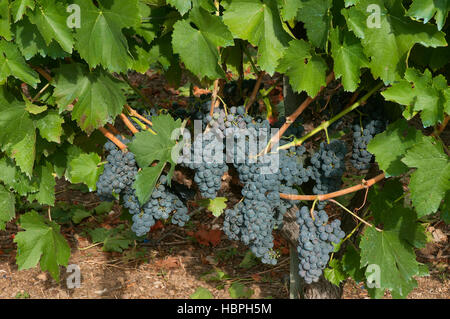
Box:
<box><xmin>34</xmin><ymin>110</ymin><xmax>65</xmax><ymax>143</ymax></box>
<box><xmin>11</xmin><ymin>0</ymin><xmax>35</xmax><ymax>23</ymax></box>
<box><xmin>52</xmin><ymin>63</ymin><xmax>126</xmax><ymax>134</ymax></box>
<box><xmin>14</xmin><ymin>17</ymin><xmax>67</xmax><ymax>60</ymax></box>
<box><xmin>67</xmin><ymin>152</ymin><xmax>104</xmax><ymax>191</ymax></box>
<box><xmin>28</xmin><ymin>0</ymin><xmax>74</xmax><ymax>53</ymax></box>
<box><xmin>0</xmin><ymin>157</ymin><xmax>39</xmax><ymax>195</ymax></box>
<box><xmin>0</xmin><ymin>40</ymin><xmax>40</xmax><ymax>87</ymax></box>
<box><xmin>14</xmin><ymin>210</ymin><xmax>70</xmax><ymax>281</ymax></box>
<box><xmin>223</xmin><ymin>0</ymin><xmax>290</xmax><ymax>74</ymax></box>
<box><xmin>27</xmin><ymin>161</ymin><xmax>56</xmax><ymax>206</ymax></box>
<box><xmin>0</xmin><ymin>0</ymin><xmax>12</xmax><ymax>41</ymax></box>
<box><xmin>360</xmin><ymin>180</ymin><xmax>429</xmax><ymax>298</ymax></box>
<box><xmin>167</xmin><ymin>0</ymin><xmax>192</xmax><ymax>15</ymax></box>
<box><xmin>277</xmin><ymin>39</ymin><xmax>328</xmax><ymax>97</ymax></box>
<box><xmin>343</xmin><ymin>0</ymin><xmax>446</xmax><ymax>84</ymax></box>
<box><xmin>0</xmin><ymin>89</ymin><xmax>36</xmax><ymax>176</ymax></box>
<box><xmin>128</xmin><ymin>114</ymin><xmax>182</xmax><ymax>204</ymax></box>
<box><xmin>382</xmin><ymin>68</ymin><xmax>448</xmax><ymax>127</ymax></box>
<box><xmin>401</xmin><ymin>136</ymin><xmax>450</xmax><ymax>217</ymax></box>
<box><xmin>0</xmin><ymin>184</ymin><xmax>15</xmax><ymax>230</ymax></box>
<box><xmin>279</xmin><ymin>0</ymin><xmax>304</xmax><ymax>21</ymax></box>
<box><xmin>172</xmin><ymin>6</ymin><xmax>233</xmax><ymax>80</ymax></box>
<box><xmin>407</xmin><ymin>0</ymin><xmax>449</xmax><ymax>31</ymax></box>
<box><xmin>329</xmin><ymin>27</ymin><xmax>369</xmax><ymax>92</ymax></box>
<box><xmin>296</xmin><ymin>0</ymin><xmax>332</xmax><ymax>49</ymax></box>
<box><xmin>367</xmin><ymin>119</ymin><xmax>424</xmax><ymax>177</ymax></box>
<box><xmin>73</xmin><ymin>0</ymin><xmax>140</xmax><ymax>73</ymax></box>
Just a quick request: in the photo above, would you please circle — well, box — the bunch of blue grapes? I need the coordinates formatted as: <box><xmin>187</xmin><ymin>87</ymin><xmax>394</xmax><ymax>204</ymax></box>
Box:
<box><xmin>181</xmin><ymin>128</ymin><xmax>228</xmax><ymax>199</ymax></box>
<box><xmin>222</xmin><ymin>119</ymin><xmax>285</xmax><ymax>264</ymax></box>
<box><xmin>309</xmin><ymin>140</ymin><xmax>347</xmax><ymax>209</ymax></box>
<box><xmin>96</xmin><ymin>138</ymin><xmax>137</xmax><ymax>201</ymax></box>
<box><xmin>351</xmin><ymin>117</ymin><xmax>386</xmax><ymax>170</ymax></box>
<box><xmin>122</xmin><ymin>175</ymin><xmax>189</xmax><ymax>236</ymax></box>
<box><xmin>296</xmin><ymin>206</ymin><xmax>345</xmax><ymax>283</ymax></box>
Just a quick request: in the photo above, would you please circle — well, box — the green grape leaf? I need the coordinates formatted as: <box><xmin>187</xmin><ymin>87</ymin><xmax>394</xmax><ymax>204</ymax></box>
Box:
<box><xmin>229</xmin><ymin>282</ymin><xmax>254</xmax><ymax>299</ymax></box>
<box><xmin>329</xmin><ymin>27</ymin><xmax>369</xmax><ymax>92</ymax></box>
<box><xmin>133</xmin><ymin>162</ymin><xmax>165</xmax><ymax>205</ymax></box>
<box><xmin>73</xmin><ymin>0</ymin><xmax>140</xmax><ymax>72</ymax></box>
<box><xmin>14</xmin><ymin>211</ymin><xmax>70</xmax><ymax>281</ymax></box>
<box><xmin>172</xmin><ymin>7</ymin><xmax>233</xmax><ymax>79</ymax></box>
<box><xmin>14</xmin><ymin>17</ymin><xmax>67</xmax><ymax>60</ymax></box>
<box><xmin>88</xmin><ymin>227</ymin><xmax>134</xmax><ymax>252</ymax></box>
<box><xmin>190</xmin><ymin>287</ymin><xmax>214</xmax><ymax>299</ymax></box>
<box><xmin>383</xmin><ymin>68</ymin><xmax>448</xmax><ymax>127</ymax></box>
<box><xmin>360</xmin><ymin>226</ymin><xmax>419</xmax><ymax>298</ymax></box>
<box><xmin>53</xmin><ymin>63</ymin><xmax>126</xmax><ymax>134</ymax></box>
<box><xmin>34</xmin><ymin>110</ymin><xmax>64</xmax><ymax>143</ymax></box>
<box><xmin>198</xmin><ymin>197</ymin><xmax>228</xmax><ymax>217</ymax></box>
<box><xmin>25</xmin><ymin>102</ymin><xmax>47</xmax><ymax>115</ymax></box>
<box><xmin>129</xmin><ymin>114</ymin><xmax>182</xmax><ymax>204</ymax></box>
<box><xmin>11</xmin><ymin>0</ymin><xmax>35</xmax><ymax>22</ymax></box>
<box><xmin>401</xmin><ymin>136</ymin><xmax>450</xmax><ymax>216</ymax></box>
<box><xmin>134</xmin><ymin>1</ymin><xmax>157</xmax><ymax>43</ymax></box>
<box><xmin>167</xmin><ymin>0</ymin><xmax>192</xmax><ymax>15</ymax></box>
<box><xmin>342</xmin><ymin>245</ymin><xmax>365</xmax><ymax>282</ymax></box>
<box><xmin>296</xmin><ymin>0</ymin><xmax>332</xmax><ymax>49</ymax></box>
<box><xmin>27</xmin><ymin>161</ymin><xmax>55</xmax><ymax>206</ymax></box>
<box><xmin>324</xmin><ymin>259</ymin><xmax>347</xmax><ymax>286</ymax></box>
<box><xmin>407</xmin><ymin>0</ymin><xmax>449</xmax><ymax>31</ymax></box>
<box><xmin>71</xmin><ymin>208</ymin><xmax>92</xmax><ymax>224</ymax></box>
<box><xmin>342</xmin><ymin>0</ymin><xmax>446</xmax><ymax>84</ymax></box>
<box><xmin>0</xmin><ymin>184</ymin><xmax>15</xmax><ymax>230</ymax></box>
<box><xmin>0</xmin><ymin>89</ymin><xmax>36</xmax><ymax>176</ymax></box>
<box><xmin>280</xmin><ymin>0</ymin><xmax>304</xmax><ymax>21</ymax></box>
<box><xmin>367</xmin><ymin>119</ymin><xmax>424</xmax><ymax>177</ymax></box>
<box><xmin>0</xmin><ymin>40</ymin><xmax>40</xmax><ymax>87</ymax></box>
<box><xmin>0</xmin><ymin>157</ymin><xmax>39</xmax><ymax>195</ymax></box>
<box><xmin>0</xmin><ymin>0</ymin><xmax>12</xmax><ymax>41</ymax></box>
<box><xmin>369</xmin><ymin>180</ymin><xmax>427</xmax><ymax>248</ymax></box>
<box><xmin>68</xmin><ymin>153</ymin><xmax>104</xmax><ymax>191</ymax></box>
<box><xmin>28</xmin><ymin>0</ymin><xmax>74</xmax><ymax>53</ymax></box>
<box><xmin>223</xmin><ymin>0</ymin><xmax>290</xmax><ymax>74</ymax></box>
<box><xmin>277</xmin><ymin>39</ymin><xmax>328</xmax><ymax>97</ymax></box>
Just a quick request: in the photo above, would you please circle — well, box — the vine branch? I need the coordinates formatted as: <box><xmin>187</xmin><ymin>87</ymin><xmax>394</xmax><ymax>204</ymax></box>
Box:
<box><xmin>279</xmin><ymin>173</ymin><xmax>385</xmax><ymax>201</ymax></box>
<box><xmin>125</xmin><ymin>104</ymin><xmax>153</xmax><ymax>126</ymax></box>
<box><xmin>264</xmin><ymin>72</ymin><xmax>335</xmax><ymax>154</ymax></box>
<box><xmin>245</xmin><ymin>71</ymin><xmax>265</xmax><ymax>112</ymax></box>
<box><xmin>278</xmin><ymin>82</ymin><xmax>384</xmax><ymax>151</ymax></box>
<box><xmin>98</xmin><ymin>127</ymin><xmax>127</xmax><ymax>150</ymax></box>
<box><xmin>120</xmin><ymin>113</ymin><xmax>139</xmax><ymax>134</ymax></box>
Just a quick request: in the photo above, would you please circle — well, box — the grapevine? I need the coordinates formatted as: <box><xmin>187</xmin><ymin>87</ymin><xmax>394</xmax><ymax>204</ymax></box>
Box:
<box><xmin>0</xmin><ymin>0</ymin><xmax>447</xmax><ymax>301</ymax></box>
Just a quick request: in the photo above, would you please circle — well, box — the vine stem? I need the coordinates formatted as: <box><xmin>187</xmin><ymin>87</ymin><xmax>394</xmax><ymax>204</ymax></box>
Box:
<box><xmin>32</xmin><ymin>82</ymin><xmax>50</xmax><ymax>102</ymax></box>
<box><xmin>278</xmin><ymin>82</ymin><xmax>384</xmax><ymax>151</ymax></box>
<box><xmin>245</xmin><ymin>71</ymin><xmax>265</xmax><ymax>112</ymax></box>
<box><xmin>210</xmin><ymin>79</ymin><xmax>220</xmax><ymax>116</ymax></box>
<box><xmin>120</xmin><ymin>113</ymin><xmax>139</xmax><ymax>134</ymax></box>
<box><xmin>263</xmin><ymin>73</ymin><xmax>335</xmax><ymax>154</ymax></box>
<box><xmin>32</xmin><ymin>66</ymin><xmax>52</xmax><ymax>82</ymax></box>
<box><xmin>279</xmin><ymin>173</ymin><xmax>385</xmax><ymax>201</ymax></box>
<box><xmin>125</xmin><ymin>104</ymin><xmax>153</xmax><ymax>126</ymax></box>
<box><xmin>98</xmin><ymin>127</ymin><xmax>127</xmax><ymax>150</ymax></box>
<box><xmin>106</xmin><ymin>124</ymin><xmax>122</xmax><ymax>136</ymax></box>
<box><xmin>121</xmin><ymin>73</ymin><xmax>153</xmax><ymax>108</ymax></box>
<box><xmin>328</xmin><ymin>199</ymin><xmax>382</xmax><ymax>232</ymax></box>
